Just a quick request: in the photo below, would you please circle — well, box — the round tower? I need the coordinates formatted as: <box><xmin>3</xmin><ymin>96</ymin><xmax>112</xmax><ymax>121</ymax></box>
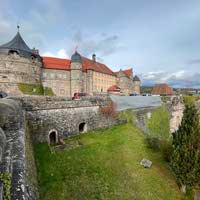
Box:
<box><xmin>0</xmin><ymin>30</ymin><xmax>42</xmax><ymax>95</ymax></box>
<box><xmin>133</xmin><ymin>75</ymin><xmax>141</xmax><ymax>94</ymax></box>
<box><xmin>70</xmin><ymin>51</ymin><xmax>83</xmax><ymax>96</ymax></box>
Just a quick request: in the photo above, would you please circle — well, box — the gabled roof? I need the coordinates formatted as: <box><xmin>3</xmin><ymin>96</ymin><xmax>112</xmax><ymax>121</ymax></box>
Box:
<box><xmin>151</xmin><ymin>84</ymin><xmax>174</xmax><ymax>95</ymax></box>
<box><xmin>82</xmin><ymin>57</ymin><xmax>115</xmax><ymax>76</ymax></box>
<box><xmin>123</xmin><ymin>69</ymin><xmax>132</xmax><ymax>77</ymax></box>
<box><xmin>107</xmin><ymin>85</ymin><xmax>120</xmax><ymax>91</ymax></box>
<box><xmin>0</xmin><ymin>32</ymin><xmax>41</xmax><ymax>60</ymax></box>
<box><xmin>42</xmin><ymin>57</ymin><xmax>71</xmax><ymax>70</ymax></box>
<box><xmin>115</xmin><ymin>68</ymin><xmax>132</xmax><ymax>77</ymax></box>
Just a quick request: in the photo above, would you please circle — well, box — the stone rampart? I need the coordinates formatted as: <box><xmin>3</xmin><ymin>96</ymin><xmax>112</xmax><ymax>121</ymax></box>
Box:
<box><xmin>0</xmin><ymin>99</ymin><xmax>33</xmax><ymax>200</ymax></box>
<box><xmin>0</xmin><ymin>96</ymin><xmax>117</xmax><ymax>199</ymax></box>
<box><xmin>9</xmin><ymin>96</ymin><xmax>115</xmax><ymax>143</ymax></box>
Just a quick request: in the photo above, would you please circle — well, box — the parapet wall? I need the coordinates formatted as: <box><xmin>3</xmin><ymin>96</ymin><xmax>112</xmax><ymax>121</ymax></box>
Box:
<box><xmin>10</xmin><ymin>96</ymin><xmax>114</xmax><ymax>143</ymax></box>
<box><xmin>0</xmin><ymin>99</ymin><xmax>32</xmax><ymax>200</ymax></box>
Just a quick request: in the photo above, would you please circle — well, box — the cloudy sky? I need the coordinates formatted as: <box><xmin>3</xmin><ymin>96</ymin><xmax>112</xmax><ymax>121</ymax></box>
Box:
<box><xmin>0</xmin><ymin>0</ymin><xmax>200</xmax><ymax>87</ymax></box>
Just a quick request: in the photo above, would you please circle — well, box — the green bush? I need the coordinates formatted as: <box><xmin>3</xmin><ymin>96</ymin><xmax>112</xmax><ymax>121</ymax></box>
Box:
<box><xmin>18</xmin><ymin>83</ymin><xmax>54</xmax><ymax>96</ymax></box>
<box><xmin>146</xmin><ymin>136</ymin><xmax>160</xmax><ymax>151</ymax></box>
<box><xmin>160</xmin><ymin>139</ymin><xmax>173</xmax><ymax>162</ymax></box>
<box><xmin>183</xmin><ymin>95</ymin><xmax>200</xmax><ymax>106</ymax></box>
<box><xmin>18</xmin><ymin>83</ymin><xmax>44</xmax><ymax>95</ymax></box>
<box><xmin>146</xmin><ymin>136</ymin><xmax>172</xmax><ymax>162</ymax></box>
<box><xmin>44</xmin><ymin>87</ymin><xmax>55</xmax><ymax>96</ymax></box>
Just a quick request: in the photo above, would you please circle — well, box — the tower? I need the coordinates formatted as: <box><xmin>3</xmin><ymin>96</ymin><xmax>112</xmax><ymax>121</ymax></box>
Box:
<box><xmin>133</xmin><ymin>75</ymin><xmax>141</xmax><ymax>94</ymax></box>
<box><xmin>70</xmin><ymin>51</ymin><xmax>83</xmax><ymax>96</ymax></box>
<box><xmin>0</xmin><ymin>30</ymin><xmax>42</xmax><ymax>95</ymax></box>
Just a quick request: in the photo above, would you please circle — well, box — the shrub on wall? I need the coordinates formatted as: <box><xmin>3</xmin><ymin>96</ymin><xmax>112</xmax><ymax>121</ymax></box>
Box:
<box><xmin>0</xmin><ymin>172</ymin><xmax>11</xmax><ymax>200</ymax></box>
<box><xmin>44</xmin><ymin>87</ymin><xmax>55</xmax><ymax>96</ymax></box>
<box><xmin>99</xmin><ymin>102</ymin><xmax>117</xmax><ymax>119</ymax></box>
<box><xmin>18</xmin><ymin>83</ymin><xmax>54</xmax><ymax>96</ymax></box>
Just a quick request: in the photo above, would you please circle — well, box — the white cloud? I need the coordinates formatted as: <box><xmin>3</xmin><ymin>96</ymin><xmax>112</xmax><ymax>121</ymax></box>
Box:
<box><xmin>141</xmin><ymin>70</ymin><xmax>200</xmax><ymax>88</ymax></box>
<box><xmin>42</xmin><ymin>49</ymin><xmax>70</xmax><ymax>59</ymax></box>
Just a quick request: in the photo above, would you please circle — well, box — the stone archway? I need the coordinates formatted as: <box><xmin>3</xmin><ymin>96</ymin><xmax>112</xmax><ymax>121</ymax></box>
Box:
<box><xmin>48</xmin><ymin>129</ymin><xmax>58</xmax><ymax>145</ymax></box>
<box><xmin>79</xmin><ymin>122</ymin><xmax>87</xmax><ymax>133</ymax></box>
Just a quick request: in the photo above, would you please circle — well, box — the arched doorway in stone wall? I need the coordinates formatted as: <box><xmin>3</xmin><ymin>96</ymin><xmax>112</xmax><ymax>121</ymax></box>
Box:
<box><xmin>79</xmin><ymin>122</ymin><xmax>87</xmax><ymax>133</ymax></box>
<box><xmin>48</xmin><ymin>129</ymin><xmax>58</xmax><ymax>145</ymax></box>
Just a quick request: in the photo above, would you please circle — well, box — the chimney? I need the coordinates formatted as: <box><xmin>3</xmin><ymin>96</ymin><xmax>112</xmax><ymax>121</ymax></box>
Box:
<box><xmin>92</xmin><ymin>54</ymin><xmax>96</xmax><ymax>62</ymax></box>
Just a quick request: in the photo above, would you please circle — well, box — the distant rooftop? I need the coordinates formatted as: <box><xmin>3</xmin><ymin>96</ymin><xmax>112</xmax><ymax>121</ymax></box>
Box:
<box><xmin>151</xmin><ymin>84</ymin><xmax>174</xmax><ymax>95</ymax></box>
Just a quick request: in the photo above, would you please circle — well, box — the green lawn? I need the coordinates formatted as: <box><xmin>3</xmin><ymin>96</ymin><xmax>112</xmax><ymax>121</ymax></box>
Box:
<box><xmin>34</xmin><ymin>124</ymin><xmax>190</xmax><ymax>200</ymax></box>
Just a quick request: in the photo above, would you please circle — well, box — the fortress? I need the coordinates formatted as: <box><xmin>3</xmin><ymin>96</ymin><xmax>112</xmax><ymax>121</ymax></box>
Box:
<box><xmin>0</xmin><ymin>31</ymin><xmax>141</xmax><ymax>97</ymax></box>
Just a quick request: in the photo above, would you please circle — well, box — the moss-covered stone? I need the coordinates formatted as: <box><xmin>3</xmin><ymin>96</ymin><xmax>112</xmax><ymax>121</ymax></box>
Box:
<box><xmin>17</xmin><ymin>83</ymin><xmax>55</xmax><ymax>96</ymax></box>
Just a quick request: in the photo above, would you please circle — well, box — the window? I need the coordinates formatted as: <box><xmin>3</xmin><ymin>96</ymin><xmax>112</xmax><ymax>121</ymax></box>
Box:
<box><xmin>63</xmin><ymin>74</ymin><xmax>67</xmax><ymax>79</ymax></box>
<box><xmin>42</xmin><ymin>72</ymin><xmax>46</xmax><ymax>78</ymax></box>
<box><xmin>58</xmin><ymin>74</ymin><xmax>62</xmax><ymax>78</ymax></box>
<box><xmin>50</xmin><ymin>73</ymin><xmax>55</xmax><ymax>78</ymax></box>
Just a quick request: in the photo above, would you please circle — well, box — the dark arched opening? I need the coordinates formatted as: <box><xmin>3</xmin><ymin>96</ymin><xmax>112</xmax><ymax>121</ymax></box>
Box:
<box><xmin>8</xmin><ymin>50</ymin><xmax>19</xmax><ymax>55</ymax></box>
<box><xmin>79</xmin><ymin>122</ymin><xmax>87</xmax><ymax>133</ymax></box>
<box><xmin>48</xmin><ymin>130</ymin><xmax>58</xmax><ymax>145</ymax></box>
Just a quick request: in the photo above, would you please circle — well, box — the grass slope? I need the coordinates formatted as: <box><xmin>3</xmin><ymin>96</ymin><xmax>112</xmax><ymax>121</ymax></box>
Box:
<box><xmin>34</xmin><ymin>124</ymin><xmax>189</xmax><ymax>200</ymax></box>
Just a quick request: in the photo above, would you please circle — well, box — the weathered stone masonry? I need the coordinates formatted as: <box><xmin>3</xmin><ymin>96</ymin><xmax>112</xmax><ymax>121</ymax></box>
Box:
<box><xmin>0</xmin><ymin>96</ymin><xmax>117</xmax><ymax>199</ymax></box>
<box><xmin>11</xmin><ymin>96</ymin><xmax>115</xmax><ymax>143</ymax></box>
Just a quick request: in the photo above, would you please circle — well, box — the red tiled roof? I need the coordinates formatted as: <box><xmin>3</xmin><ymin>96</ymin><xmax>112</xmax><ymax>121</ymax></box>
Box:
<box><xmin>42</xmin><ymin>56</ymin><xmax>116</xmax><ymax>76</ymax></box>
<box><xmin>82</xmin><ymin>57</ymin><xmax>115</xmax><ymax>76</ymax></box>
<box><xmin>107</xmin><ymin>85</ymin><xmax>120</xmax><ymax>91</ymax></box>
<box><xmin>42</xmin><ymin>57</ymin><xmax>71</xmax><ymax>70</ymax></box>
<box><xmin>115</xmin><ymin>68</ymin><xmax>132</xmax><ymax>77</ymax></box>
<box><xmin>151</xmin><ymin>84</ymin><xmax>174</xmax><ymax>95</ymax></box>
<box><xmin>123</xmin><ymin>69</ymin><xmax>132</xmax><ymax>76</ymax></box>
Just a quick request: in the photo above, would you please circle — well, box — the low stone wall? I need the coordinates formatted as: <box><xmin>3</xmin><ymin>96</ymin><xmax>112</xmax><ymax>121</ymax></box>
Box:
<box><xmin>9</xmin><ymin>96</ymin><xmax>115</xmax><ymax>144</ymax></box>
<box><xmin>0</xmin><ymin>99</ymin><xmax>31</xmax><ymax>200</ymax></box>
<box><xmin>132</xmin><ymin>96</ymin><xmax>185</xmax><ymax>134</ymax></box>
<box><xmin>134</xmin><ymin>107</ymin><xmax>157</xmax><ymax>133</ymax></box>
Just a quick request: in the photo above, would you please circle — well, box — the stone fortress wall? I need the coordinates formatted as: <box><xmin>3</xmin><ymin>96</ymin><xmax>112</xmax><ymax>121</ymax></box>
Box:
<box><xmin>11</xmin><ymin>96</ymin><xmax>116</xmax><ymax>143</ymax></box>
<box><xmin>0</xmin><ymin>96</ymin><xmax>118</xmax><ymax>199</ymax></box>
<box><xmin>0</xmin><ymin>95</ymin><xmax>198</xmax><ymax>200</ymax></box>
<box><xmin>0</xmin><ymin>54</ymin><xmax>42</xmax><ymax>95</ymax></box>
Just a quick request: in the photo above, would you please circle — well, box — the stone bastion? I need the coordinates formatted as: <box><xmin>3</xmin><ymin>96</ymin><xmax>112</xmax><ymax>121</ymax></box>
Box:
<box><xmin>0</xmin><ymin>54</ymin><xmax>42</xmax><ymax>95</ymax></box>
<box><xmin>0</xmin><ymin>95</ymin><xmax>118</xmax><ymax>199</ymax></box>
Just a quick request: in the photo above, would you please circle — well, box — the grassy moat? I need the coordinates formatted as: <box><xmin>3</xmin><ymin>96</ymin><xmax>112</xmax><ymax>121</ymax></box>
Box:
<box><xmin>34</xmin><ymin>123</ymin><xmax>191</xmax><ymax>200</ymax></box>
